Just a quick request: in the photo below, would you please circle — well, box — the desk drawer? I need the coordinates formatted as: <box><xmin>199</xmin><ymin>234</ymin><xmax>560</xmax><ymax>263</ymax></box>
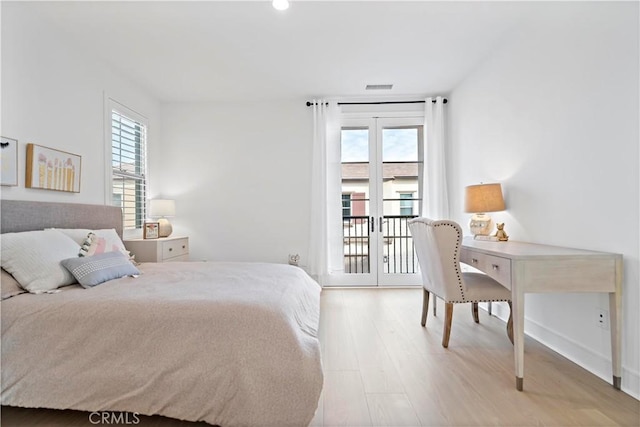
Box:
<box><xmin>460</xmin><ymin>248</ymin><xmax>482</xmax><ymax>269</ymax></box>
<box><xmin>484</xmin><ymin>254</ymin><xmax>511</xmax><ymax>289</ymax></box>
<box><xmin>162</xmin><ymin>238</ymin><xmax>189</xmax><ymax>260</ymax></box>
<box><xmin>460</xmin><ymin>249</ymin><xmax>511</xmax><ymax>289</ymax></box>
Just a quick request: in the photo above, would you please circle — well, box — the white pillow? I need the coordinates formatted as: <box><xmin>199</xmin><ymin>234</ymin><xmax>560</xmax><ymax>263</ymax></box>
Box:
<box><xmin>1</xmin><ymin>230</ymin><xmax>81</xmax><ymax>293</ymax></box>
<box><xmin>46</xmin><ymin>228</ymin><xmax>92</xmax><ymax>245</ymax></box>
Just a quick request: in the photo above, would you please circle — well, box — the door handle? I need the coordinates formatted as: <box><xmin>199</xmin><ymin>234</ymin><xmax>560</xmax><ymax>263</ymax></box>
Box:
<box><xmin>371</xmin><ymin>217</ymin><xmax>374</xmax><ymax>233</ymax></box>
<box><xmin>379</xmin><ymin>217</ymin><xmax>383</xmax><ymax>232</ymax></box>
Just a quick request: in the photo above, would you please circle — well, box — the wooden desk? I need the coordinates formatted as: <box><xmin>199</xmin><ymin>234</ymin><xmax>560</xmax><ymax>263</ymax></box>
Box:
<box><xmin>461</xmin><ymin>237</ymin><xmax>623</xmax><ymax>391</ymax></box>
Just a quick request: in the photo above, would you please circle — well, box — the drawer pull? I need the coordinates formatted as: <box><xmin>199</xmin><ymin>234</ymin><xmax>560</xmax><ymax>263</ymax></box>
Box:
<box><xmin>169</xmin><ymin>248</ymin><xmax>173</xmax><ymax>252</ymax></box>
<box><xmin>182</xmin><ymin>245</ymin><xmax>186</xmax><ymax>249</ymax></box>
<box><xmin>492</xmin><ymin>264</ymin><xmax>499</xmax><ymax>270</ymax></box>
<box><xmin>472</xmin><ymin>258</ymin><xmax>479</xmax><ymax>264</ymax></box>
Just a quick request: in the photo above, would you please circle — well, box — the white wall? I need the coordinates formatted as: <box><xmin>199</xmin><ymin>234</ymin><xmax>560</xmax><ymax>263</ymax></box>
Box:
<box><xmin>153</xmin><ymin>101</ymin><xmax>312</xmax><ymax>265</ymax></box>
<box><xmin>0</xmin><ymin>3</ymin><xmax>159</xmax><ymax>205</ymax></box>
<box><xmin>448</xmin><ymin>2</ymin><xmax>639</xmax><ymax>397</ymax></box>
<box><xmin>3</xmin><ymin>0</ymin><xmax>638</xmax><ymax>398</ymax></box>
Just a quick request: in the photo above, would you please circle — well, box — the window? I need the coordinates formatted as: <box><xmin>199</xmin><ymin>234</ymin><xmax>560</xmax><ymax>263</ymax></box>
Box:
<box><xmin>339</xmin><ymin>118</ymin><xmax>423</xmax><ymax>282</ymax></box>
<box><xmin>110</xmin><ymin>106</ymin><xmax>147</xmax><ymax>231</ymax></box>
<box><xmin>400</xmin><ymin>192</ymin><xmax>414</xmax><ymax>216</ymax></box>
<box><xmin>342</xmin><ymin>194</ymin><xmax>351</xmax><ymax>218</ymax></box>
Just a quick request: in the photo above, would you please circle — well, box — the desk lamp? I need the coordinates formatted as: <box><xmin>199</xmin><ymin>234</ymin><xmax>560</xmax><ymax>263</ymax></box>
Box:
<box><xmin>464</xmin><ymin>183</ymin><xmax>505</xmax><ymax>240</ymax></box>
<box><xmin>149</xmin><ymin>199</ymin><xmax>175</xmax><ymax>238</ymax></box>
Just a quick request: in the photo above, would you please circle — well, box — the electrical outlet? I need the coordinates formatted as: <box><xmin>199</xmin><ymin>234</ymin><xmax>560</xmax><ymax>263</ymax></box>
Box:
<box><xmin>288</xmin><ymin>254</ymin><xmax>300</xmax><ymax>266</ymax></box>
<box><xmin>597</xmin><ymin>309</ymin><xmax>609</xmax><ymax>330</ymax></box>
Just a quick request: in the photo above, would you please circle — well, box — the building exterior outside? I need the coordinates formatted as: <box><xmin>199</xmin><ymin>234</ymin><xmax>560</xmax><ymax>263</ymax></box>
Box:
<box><xmin>342</xmin><ymin>162</ymin><xmax>419</xmax><ymax>274</ymax></box>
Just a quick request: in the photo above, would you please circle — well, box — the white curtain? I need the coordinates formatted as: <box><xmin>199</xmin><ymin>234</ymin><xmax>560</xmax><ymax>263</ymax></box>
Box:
<box><xmin>422</xmin><ymin>96</ymin><xmax>449</xmax><ymax>219</ymax></box>
<box><xmin>308</xmin><ymin>100</ymin><xmax>342</xmax><ymax>285</ymax></box>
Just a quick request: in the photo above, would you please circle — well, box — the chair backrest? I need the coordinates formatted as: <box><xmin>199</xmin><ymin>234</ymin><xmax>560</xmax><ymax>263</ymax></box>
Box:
<box><xmin>408</xmin><ymin>218</ymin><xmax>465</xmax><ymax>302</ymax></box>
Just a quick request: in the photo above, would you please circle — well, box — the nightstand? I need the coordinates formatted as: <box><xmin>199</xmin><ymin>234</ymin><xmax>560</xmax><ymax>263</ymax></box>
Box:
<box><xmin>124</xmin><ymin>236</ymin><xmax>189</xmax><ymax>263</ymax></box>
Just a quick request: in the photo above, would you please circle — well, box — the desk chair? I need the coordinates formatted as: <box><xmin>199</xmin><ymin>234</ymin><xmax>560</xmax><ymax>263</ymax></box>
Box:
<box><xmin>408</xmin><ymin>218</ymin><xmax>514</xmax><ymax>348</ymax></box>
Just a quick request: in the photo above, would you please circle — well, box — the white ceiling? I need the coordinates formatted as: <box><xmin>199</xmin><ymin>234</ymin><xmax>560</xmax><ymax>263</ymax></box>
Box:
<box><xmin>23</xmin><ymin>1</ymin><xmax>542</xmax><ymax>103</ymax></box>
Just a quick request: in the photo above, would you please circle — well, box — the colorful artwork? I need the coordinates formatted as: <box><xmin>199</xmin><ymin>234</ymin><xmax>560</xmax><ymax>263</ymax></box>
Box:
<box><xmin>26</xmin><ymin>144</ymin><xmax>81</xmax><ymax>193</ymax></box>
<box><xmin>1</xmin><ymin>136</ymin><xmax>18</xmax><ymax>186</ymax></box>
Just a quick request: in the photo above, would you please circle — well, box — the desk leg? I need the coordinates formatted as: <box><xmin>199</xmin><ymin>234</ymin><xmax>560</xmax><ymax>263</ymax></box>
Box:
<box><xmin>512</xmin><ymin>284</ymin><xmax>525</xmax><ymax>391</ymax></box>
<box><xmin>609</xmin><ymin>257</ymin><xmax>623</xmax><ymax>390</ymax></box>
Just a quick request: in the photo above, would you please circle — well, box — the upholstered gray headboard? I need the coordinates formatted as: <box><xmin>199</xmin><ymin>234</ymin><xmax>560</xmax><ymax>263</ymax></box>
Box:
<box><xmin>1</xmin><ymin>200</ymin><xmax>123</xmax><ymax>237</ymax></box>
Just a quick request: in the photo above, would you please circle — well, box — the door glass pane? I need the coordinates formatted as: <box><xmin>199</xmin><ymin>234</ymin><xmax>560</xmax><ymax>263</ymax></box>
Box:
<box><xmin>381</xmin><ymin>126</ymin><xmax>422</xmax><ymax>274</ymax></box>
<box><xmin>341</xmin><ymin>128</ymin><xmax>370</xmax><ymax>274</ymax></box>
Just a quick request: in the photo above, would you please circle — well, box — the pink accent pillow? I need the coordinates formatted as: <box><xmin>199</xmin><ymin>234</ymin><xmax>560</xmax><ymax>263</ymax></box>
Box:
<box><xmin>79</xmin><ymin>229</ymin><xmax>130</xmax><ymax>258</ymax></box>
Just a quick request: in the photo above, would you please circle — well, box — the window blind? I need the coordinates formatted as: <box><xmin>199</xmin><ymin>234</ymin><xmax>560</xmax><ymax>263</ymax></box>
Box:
<box><xmin>111</xmin><ymin>110</ymin><xmax>147</xmax><ymax>230</ymax></box>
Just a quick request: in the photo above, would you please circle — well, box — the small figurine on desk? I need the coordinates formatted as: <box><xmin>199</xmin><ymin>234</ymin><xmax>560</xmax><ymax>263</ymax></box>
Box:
<box><xmin>494</xmin><ymin>223</ymin><xmax>509</xmax><ymax>241</ymax></box>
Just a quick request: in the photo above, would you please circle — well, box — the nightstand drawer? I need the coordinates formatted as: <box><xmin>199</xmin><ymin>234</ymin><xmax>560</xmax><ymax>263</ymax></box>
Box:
<box><xmin>162</xmin><ymin>238</ymin><xmax>189</xmax><ymax>260</ymax></box>
<box><xmin>124</xmin><ymin>236</ymin><xmax>190</xmax><ymax>263</ymax></box>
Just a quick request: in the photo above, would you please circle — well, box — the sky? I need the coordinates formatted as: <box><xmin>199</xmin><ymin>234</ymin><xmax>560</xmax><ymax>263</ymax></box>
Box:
<box><xmin>341</xmin><ymin>128</ymin><xmax>419</xmax><ymax>163</ymax></box>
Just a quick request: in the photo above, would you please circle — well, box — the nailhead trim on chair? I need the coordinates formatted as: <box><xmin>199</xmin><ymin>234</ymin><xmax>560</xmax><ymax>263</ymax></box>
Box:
<box><xmin>434</xmin><ymin>222</ymin><xmax>466</xmax><ymax>301</ymax></box>
<box><xmin>439</xmin><ymin>221</ymin><xmax>512</xmax><ymax>304</ymax></box>
<box><xmin>411</xmin><ymin>218</ymin><xmax>513</xmax><ymax>305</ymax></box>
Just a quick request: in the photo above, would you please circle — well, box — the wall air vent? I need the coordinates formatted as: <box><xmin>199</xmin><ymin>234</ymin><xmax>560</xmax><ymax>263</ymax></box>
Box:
<box><xmin>365</xmin><ymin>84</ymin><xmax>393</xmax><ymax>90</ymax></box>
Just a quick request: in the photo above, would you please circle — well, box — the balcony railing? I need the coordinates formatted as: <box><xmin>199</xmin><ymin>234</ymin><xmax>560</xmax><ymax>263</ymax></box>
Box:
<box><xmin>343</xmin><ymin>215</ymin><xmax>419</xmax><ymax>274</ymax></box>
<box><xmin>382</xmin><ymin>215</ymin><xmax>419</xmax><ymax>274</ymax></box>
<box><xmin>343</xmin><ymin>216</ymin><xmax>371</xmax><ymax>274</ymax></box>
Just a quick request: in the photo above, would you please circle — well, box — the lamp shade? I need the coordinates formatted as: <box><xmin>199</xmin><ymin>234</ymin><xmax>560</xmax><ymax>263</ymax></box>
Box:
<box><xmin>149</xmin><ymin>199</ymin><xmax>175</xmax><ymax>218</ymax></box>
<box><xmin>464</xmin><ymin>183</ymin><xmax>505</xmax><ymax>213</ymax></box>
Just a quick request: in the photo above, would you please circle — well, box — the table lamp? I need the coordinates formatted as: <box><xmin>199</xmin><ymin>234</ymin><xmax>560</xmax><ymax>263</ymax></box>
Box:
<box><xmin>149</xmin><ymin>199</ymin><xmax>175</xmax><ymax>238</ymax></box>
<box><xmin>464</xmin><ymin>183</ymin><xmax>505</xmax><ymax>239</ymax></box>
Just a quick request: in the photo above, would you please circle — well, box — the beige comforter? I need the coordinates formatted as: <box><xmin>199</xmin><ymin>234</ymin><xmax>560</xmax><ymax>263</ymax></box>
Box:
<box><xmin>1</xmin><ymin>262</ymin><xmax>323</xmax><ymax>426</ymax></box>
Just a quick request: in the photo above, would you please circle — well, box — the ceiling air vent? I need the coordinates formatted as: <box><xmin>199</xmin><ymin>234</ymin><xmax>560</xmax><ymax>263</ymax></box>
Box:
<box><xmin>365</xmin><ymin>84</ymin><xmax>393</xmax><ymax>90</ymax></box>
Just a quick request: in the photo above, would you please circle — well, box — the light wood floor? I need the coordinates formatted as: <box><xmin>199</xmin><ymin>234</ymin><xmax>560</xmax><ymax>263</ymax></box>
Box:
<box><xmin>2</xmin><ymin>288</ymin><xmax>639</xmax><ymax>426</ymax></box>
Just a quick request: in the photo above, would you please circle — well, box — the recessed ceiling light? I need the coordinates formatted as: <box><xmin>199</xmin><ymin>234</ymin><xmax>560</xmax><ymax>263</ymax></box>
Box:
<box><xmin>273</xmin><ymin>0</ymin><xmax>290</xmax><ymax>11</ymax></box>
<box><xmin>366</xmin><ymin>84</ymin><xmax>393</xmax><ymax>90</ymax></box>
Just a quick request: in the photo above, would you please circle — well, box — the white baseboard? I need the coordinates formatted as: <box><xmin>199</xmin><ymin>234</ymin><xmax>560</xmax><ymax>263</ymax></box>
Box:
<box><xmin>481</xmin><ymin>303</ymin><xmax>639</xmax><ymax>400</ymax></box>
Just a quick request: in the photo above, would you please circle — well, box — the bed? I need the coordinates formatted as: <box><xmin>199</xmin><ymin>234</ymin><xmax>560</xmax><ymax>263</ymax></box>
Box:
<box><xmin>1</xmin><ymin>200</ymin><xmax>323</xmax><ymax>427</ymax></box>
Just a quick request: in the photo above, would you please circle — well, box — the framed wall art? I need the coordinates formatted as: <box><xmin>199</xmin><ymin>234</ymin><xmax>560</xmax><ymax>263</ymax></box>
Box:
<box><xmin>1</xmin><ymin>136</ymin><xmax>18</xmax><ymax>186</ymax></box>
<box><xmin>26</xmin><ymin>143</ymin><xmax>81</xmax><ymax>193</ymax></box>
<box><xmin>143</xmin><ymin>222</ymin><xmax>160</xmax><ymax>239</ymax></box>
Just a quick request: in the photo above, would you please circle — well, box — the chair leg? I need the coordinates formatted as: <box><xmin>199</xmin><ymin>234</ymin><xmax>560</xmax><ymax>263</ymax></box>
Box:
<box><xmin>421</xmin><ymin>289</ymin><xmax>429</xmax><ymax>327</ymax></box>
<box><xmin>488</xmin><ymin>301</ymin><xmax>493</xmax><ymax>316</ymax></box>
<box><xmin>506</xmin><ymin>301</ymin><xmax>514</xmax><ymax>345</ymax></box>
<box><xmin>442</xmin><ymin>302</ymin><xmax>454</xmax><ymax>348</ymax></box>
<box><xmin>433</xmin><ymin>295</ymin><xmax>437</xmax><ymax>316</ymax></box>
<box><xmin>472</xmin><ymin>302</ymin><xmax>480</xmax><ymax>323</ymax></box>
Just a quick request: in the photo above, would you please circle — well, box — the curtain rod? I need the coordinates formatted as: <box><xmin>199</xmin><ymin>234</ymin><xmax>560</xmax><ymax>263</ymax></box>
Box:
<box><xmin>306</xmin><ymin>99</ymin><xmax>447</xmax><ymax>107</ymax></box>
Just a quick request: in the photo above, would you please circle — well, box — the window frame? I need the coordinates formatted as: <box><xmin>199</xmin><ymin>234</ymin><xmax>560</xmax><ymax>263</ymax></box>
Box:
<box><xmin>342</xmin><ymin>193</ymin><xmax>352</xmax><ymax>218</ymax></box>
<box><xmin>331</xmin><ymin>113</ymin><xmax>424</xmax><ymax>286</ymax></box>
<box><xmin>399</xmin><ymin>192</ymin><xmax>414</xmax><ymax>216</ymax></box>
<box><xmin>104</xmin><ymin>97</ymin><xmax>149</xmax><ymax>238</ymax></box>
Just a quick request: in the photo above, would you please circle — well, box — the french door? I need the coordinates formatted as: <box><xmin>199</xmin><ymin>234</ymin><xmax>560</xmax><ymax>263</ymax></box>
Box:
<box><xmin>335</xmin><ymin>116</ymin><xmax>423</xmax><ymax>286</ymax></box>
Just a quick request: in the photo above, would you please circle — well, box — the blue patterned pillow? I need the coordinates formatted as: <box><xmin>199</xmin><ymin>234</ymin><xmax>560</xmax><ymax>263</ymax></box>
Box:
<box><xmin>61</xmin><ymin>252</ymin><xmax>140</xmax><ymax>288</ymax></box>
